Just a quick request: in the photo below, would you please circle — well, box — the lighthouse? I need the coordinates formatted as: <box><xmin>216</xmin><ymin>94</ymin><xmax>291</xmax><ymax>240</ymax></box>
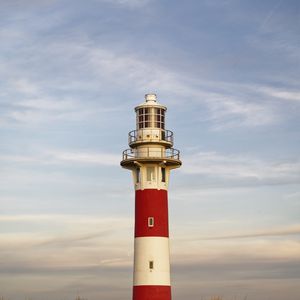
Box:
<box><xmin>121</xmin><ymin>94</ymin><xmax>181</xmax><ymax>300</ymax></box>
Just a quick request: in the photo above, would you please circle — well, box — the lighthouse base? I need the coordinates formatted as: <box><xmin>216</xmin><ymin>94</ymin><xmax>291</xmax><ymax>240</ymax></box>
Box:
<box><xmin>133</xmin><ymin>285</ymin><xmax>171</xmax><ymax>300</ymax></box>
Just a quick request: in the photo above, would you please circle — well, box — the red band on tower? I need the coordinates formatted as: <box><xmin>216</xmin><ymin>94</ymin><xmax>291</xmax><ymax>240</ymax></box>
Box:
<box><xmin>135</xmin><ymin>189</ymin><xmax>169</xmax><ymax>237</ymax></box>
<box><xmin>133</xmin><ymin>285</ymin><xmax>171</xmax><ymax>300</ymax></box>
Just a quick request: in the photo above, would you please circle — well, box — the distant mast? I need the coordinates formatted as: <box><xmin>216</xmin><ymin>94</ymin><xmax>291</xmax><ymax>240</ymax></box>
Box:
<box><xmin>121</xmin><ymin>94</ymin><xmax>181</xmax><ymax>300</ymax></box>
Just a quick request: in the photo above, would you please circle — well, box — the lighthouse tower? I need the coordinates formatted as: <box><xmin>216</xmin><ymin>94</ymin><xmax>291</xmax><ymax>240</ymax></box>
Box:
<box><xmin>121</xmin><ymin>94</ymin><xmax>181</xmax><ymax>300</ymax></box>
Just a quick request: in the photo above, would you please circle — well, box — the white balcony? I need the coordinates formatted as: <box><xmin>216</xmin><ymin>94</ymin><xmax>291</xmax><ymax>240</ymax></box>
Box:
<box><xmin>122</xmin><ymin>147</ymin><xmax>180</xmax><ymax>161</ymax></box>
<box><xmin>128</xmin><ymin>129</ymin><xmax>173</xmax><ymax>147</ymax></box>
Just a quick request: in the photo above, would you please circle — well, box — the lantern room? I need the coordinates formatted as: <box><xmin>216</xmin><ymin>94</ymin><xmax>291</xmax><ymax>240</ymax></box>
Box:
<box><xmin>128</xmin><ymin>94</ymin><xmax>173</xmax><ymax>148</ymax></box>
<box><xmin>135</xmin><ymin>94</ymin><xmax>166</xmax><ymax>130</ymax></box>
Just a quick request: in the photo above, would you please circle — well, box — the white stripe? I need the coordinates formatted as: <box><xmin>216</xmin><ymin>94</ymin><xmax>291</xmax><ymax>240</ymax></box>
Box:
<box><xmin>134</xmin><ymin>237</ymin><xmax>171</xmax><ymax>286</ymax></box>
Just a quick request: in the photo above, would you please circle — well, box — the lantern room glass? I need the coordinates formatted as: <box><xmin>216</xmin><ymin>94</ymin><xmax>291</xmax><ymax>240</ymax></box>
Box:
<box><xmin>155</xmin><ymin>108</ymin><xmax>165</xmax><ymax>129</ymax></box>
<box><xmin>137</xmin><ymin>107</ymin><xmax>165</xmax><ymax>129</ymax></box>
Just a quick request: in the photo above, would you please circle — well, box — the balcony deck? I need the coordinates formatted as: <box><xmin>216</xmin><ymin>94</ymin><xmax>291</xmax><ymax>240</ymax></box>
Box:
<box><xmin>120</xmin><ymin>147</ymin><xmax>181</xmax><ymax>168</ymax></box>
<box><xmin>128</xmin><ymin>129</ymin><xmax>173</xmax><ymax>147</ymax></box>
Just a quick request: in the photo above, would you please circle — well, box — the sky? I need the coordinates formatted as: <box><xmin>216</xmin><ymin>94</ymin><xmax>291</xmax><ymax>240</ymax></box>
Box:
<box><xmin>0</xmin><ymin>0</ymin><xmax>300</xmax><ymax>299</ymax></box>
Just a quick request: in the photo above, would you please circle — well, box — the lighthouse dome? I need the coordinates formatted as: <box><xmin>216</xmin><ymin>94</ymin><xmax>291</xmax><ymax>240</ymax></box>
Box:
<box><xmin>135</xmin><ymin>93</ymin><xmax>167</xmax><ymax>110</ymax></box>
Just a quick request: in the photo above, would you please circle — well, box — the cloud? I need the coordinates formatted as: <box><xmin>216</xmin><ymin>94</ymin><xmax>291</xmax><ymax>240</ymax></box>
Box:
<box><xmin>35</xmin><ymin>231</ymin><xmax>114</xmax><ymax>248</ymax></box>
<box><xmin>0</xmin><ymin>149</ymin><xmax>120</xmax><ymax>166</ymax></box>
<box><xmin>48</xmin><ymin>150</ymin><xmax>121</xmax><ymax>166</ymax></box>
<box><xmin>173</xmin><ymin>237</ymin><xmax>300</xmax><ymax>265</ymax></box>
<box><xmin>204</xmin><ymin>95</ymin><xmax>275</xmax><ymax>129</ymax></box>
<box><xmin>0</xmin><ymin>214</ymin><xmax>133</xmax><ymax>266</ymax></box>
<box><xmin>249</xmin><ymin>5</ymin><xmax>300</xmax><ymax>65</ymax></box>
<box><xmin>1</xmin><ymin>38</ymin><xmax>287</xmax><ymax>131</ymax></box>
<box><xmin>1</xmin><ymin>76</ymin><xmax>120</xmax><ymax>124</ymax></box>
<box><xmin>100</xmin><ymin>0</ymin><xmax>153</xmax><ymax>8</ymax></box>
<box><xmin>13</xmin><ymin>78</ymin><xmax>40</xmax><ymax>95</ymax></box>
<box><xmin>0</xmin><ymin>23</ymin><xmax>280</xmax><ymax>130</ymax></box>
<box><xmin>181</xmin><ymin>151</ymin><xmax>300</xmax><ymax>185</ymax></box>
<box><xmin>1</xmin><ymin>215</ymin><xmax>299</xmax><ymax>300</ymax></box>
<box><xmin>89</xmin><ymin>49</ymin><xmax>277</xmax><ymax>129</ymax></box>
<box><xmin>16</xmin><ymin>98</ymin><xmax>77</xmax><ymax>110</ymax></box>
<box><xmin>1</xmin><ymin>215</ymin><xmax>299</xmax><ymax>274</ymax></box>
<box><xmin>195</xmin><ymin>225</ymin><xmax>300</xmax><ymax>240</ymax></box>
<box><xmin>5</xmin><ymin>96</ymin><xmax>92</xmax><ymax>124</ymax></box>
<box><xmin>260</xmin><ymin>0</ymin><xmax>283</xmax><ymax>29</ymax></box>
<box><xmin>0</xmin><ymin>215</ymin><xmax>133</xmax><ymax>298</ymax></box>
<box><xmin>1</xmin><ymin>0</ymin><xmax>299</xmax><ymax>134</ymax></box>
<box><xmin>260</xmin><ymin>87</ymin><xmax>300</xmax><ymax>102</ymax></box>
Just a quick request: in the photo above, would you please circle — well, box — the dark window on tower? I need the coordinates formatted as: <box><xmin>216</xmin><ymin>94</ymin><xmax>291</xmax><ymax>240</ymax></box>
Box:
<box><xmin>148</xmin><ymin>217</ymin><xmax>154</xmax><ymax>227</ymax></box>
<box><xmin>161</xmin><ymin>167</ymin><xmax>166</xmax><ymax>182</ymax></box>
<box><xmin>136</xmin><ymin>167</ymin><xmax>140</xmax><ymax>183</ymax></box>
<box><xmin>149</xmin><ymin>261</ymin><xmax>154</xmax><ymax>270</ymax></box>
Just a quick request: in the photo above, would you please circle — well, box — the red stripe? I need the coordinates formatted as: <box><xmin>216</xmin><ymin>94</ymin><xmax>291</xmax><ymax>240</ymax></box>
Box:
<box><xmin>133</xmin><ymin>285</ymin><xmax>171</xmax><ymax>300</ymax></box>
<box><xmin>135</xmin><ymin>189</ymin><xmax>169</xmax><ymax>237</ymax></box>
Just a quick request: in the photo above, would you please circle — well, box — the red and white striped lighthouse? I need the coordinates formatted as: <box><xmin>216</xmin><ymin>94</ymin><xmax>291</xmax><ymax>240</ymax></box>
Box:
<box><xmin>121</xmin><ymin>94</ymin><xmax>181</xmax><ymax>300</ymax></box>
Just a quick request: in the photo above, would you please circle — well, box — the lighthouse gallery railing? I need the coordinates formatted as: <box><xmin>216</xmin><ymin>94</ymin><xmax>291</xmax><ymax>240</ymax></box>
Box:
<box><xmin>128</xmin><ymin>129</ymin><xmax>173</xmax><ymax>145</ymax></box>
<box><xmin>122</xmin><ymin>147</ymin><xmax>180</xmax><ymax>161</ymax></box>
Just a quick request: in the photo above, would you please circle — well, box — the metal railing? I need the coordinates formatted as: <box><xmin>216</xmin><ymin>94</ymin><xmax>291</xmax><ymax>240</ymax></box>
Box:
<box><xmin>122</xmin><ymin>147</ymin><xmax>180</xmax><ymax>161</ymax></box>
<box><xmin>128</xmin><ymin>129</ymin><xmax>173</xmax><ymax>145</ymax></box>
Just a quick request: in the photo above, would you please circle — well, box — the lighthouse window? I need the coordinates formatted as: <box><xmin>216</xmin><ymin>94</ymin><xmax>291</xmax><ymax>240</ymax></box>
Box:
<box><xmin>149</xmin><ymin>261</ymin><xmax>154</xmax><ymax>270</ymax></box>
<box><xmin>137</xmin><ymin>108</ymin><xmax>151</xmax><ymax>129</ymax></box>
<box><xmin>161</xmin><ymin>167</ymin><xmax>166</xmax><ymax>182</ymax></box>
<box><xmin>136</xmin><ymin>167</ymin><xmax>140</xmax><ymax>183</ymax></box>
<box><xmin>148</xmin><ymin>217</ymin><xmax>154</xmax><ymax>227</ymax></box>
<box><xmin>147</xmin><ymin>167</ymin><xmax>156</xmax><ymax>181</ymax></box>
<box><xmin>155</xmin><ymin>108</ymin><xmax>165</xmax><ymax>129</ymax></box>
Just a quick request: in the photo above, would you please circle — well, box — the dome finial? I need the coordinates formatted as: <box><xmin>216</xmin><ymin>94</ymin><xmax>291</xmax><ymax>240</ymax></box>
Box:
<box><xmin>145</xmin><ymin>93</ymin><xmax>157</xmax><ymax>102</ymax></box>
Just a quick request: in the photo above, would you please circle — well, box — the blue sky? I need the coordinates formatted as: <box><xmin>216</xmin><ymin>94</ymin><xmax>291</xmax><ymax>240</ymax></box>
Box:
<box><xmin>0</xmin><ymin>0</ymin><xmax>300</xmax><ymax>299</ymax></box>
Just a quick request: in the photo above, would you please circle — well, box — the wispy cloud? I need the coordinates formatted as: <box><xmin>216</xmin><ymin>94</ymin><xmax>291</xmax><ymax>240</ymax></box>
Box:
<box><xmin>182</xmin><ymin>151</ymin><xmax>300</xmax><ymax>185</ymax></box>
<box><xmin>1</xmin><ymin>75</ymin><xmax>120</xmax><ymax>124</ymax></box>
<box><xmin>13</xmin><ymin>78</ymin><xmax>40</xmax><ymax>95</ymax></box>
<box><xmin>0</xmin><ymin>150</ymin><xmax>120</xmax><ymax>166</ymax></box>
<box><xmin>0</xmin><ymin>27</ymin><xmax>282</xmax><ymax>130</ymax></box>
<box><xmin>100</xmin><ymin>0</ymin><xmax>153</xmax><ymax>8</ymax></box>
<box><xmin>196</xmin><ymin>225</ymin><xmax>300</xmax><ymax>240</ymax></box>
<box><xmin>0</xmin><ymin>214</ymin><xmax>133</xmax><ymax>279</ymax></box>
<box><xmin>260</xmin><ymin>0</ymin><xmax>283</xmax><ymax>30</ymax></box>
<box><xmin>0</xmin><ymin>214</ymin><xmax>129</xmax><ymax>224</ymax></box>
<box><xmin>49</xmin><ymin>150</ymin><xmax>120</xmax><ymax>166</ymax></box>
<box><xmin>1</xmin><ymin>215</ymin><xmax>299</xmax><ymax>275</ymax></box>
<box><xmin>204</xmin><ymin>95</ymin><xmax>275</xmax><ymax>129</ymax></box>
<box><xmin>260</xmin><ymin>87</ymin><xmax>300</xmax><ymax>102</ymax></box>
